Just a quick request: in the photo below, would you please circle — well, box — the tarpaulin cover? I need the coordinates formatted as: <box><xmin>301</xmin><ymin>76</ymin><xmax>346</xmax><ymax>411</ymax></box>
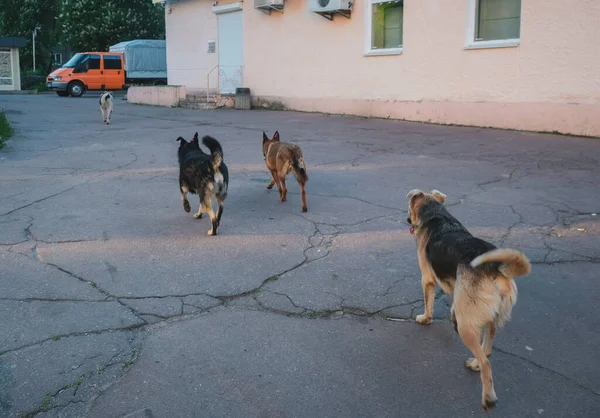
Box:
<box><xmin>109</xmin><ymin>39</ymin><xmax>167</xmax><ymax>79</ymax></box>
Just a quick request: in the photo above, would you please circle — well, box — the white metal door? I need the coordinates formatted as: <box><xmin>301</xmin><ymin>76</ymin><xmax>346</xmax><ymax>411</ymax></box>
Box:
<box><xmin>217</xmin><ymin>10</ymin><xmax>243</xmax><ymax>94</ymax></box>
<box><xmin>0</xmin><ymin>49</ymin><xmax>14</xmax><ymax>90</ymax></box>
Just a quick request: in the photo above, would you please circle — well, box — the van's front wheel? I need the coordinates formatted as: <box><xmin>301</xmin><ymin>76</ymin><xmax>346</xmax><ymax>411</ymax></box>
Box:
<box><xmin>68</xmin><ymin>81</ymin><xmax>84</xmax><ymax>97</ymax></box>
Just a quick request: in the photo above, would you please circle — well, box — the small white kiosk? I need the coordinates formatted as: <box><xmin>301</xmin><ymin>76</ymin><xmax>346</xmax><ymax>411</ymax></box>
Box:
<box><xmin>0</xmin><ymin>37</ymin><xmax>25</xmax><ymax>91</ymax></box>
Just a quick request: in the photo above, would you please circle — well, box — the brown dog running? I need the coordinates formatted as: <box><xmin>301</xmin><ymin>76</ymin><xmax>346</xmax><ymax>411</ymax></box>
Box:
<box><xmin>262</xmin><ymin>131</ymin><xmax>308</xmax><ymax>212</ymax></box>
<box><xmin>406</xmin><ymin>189</ymin><xmax>531</xmax><ymax>411</ymax></box>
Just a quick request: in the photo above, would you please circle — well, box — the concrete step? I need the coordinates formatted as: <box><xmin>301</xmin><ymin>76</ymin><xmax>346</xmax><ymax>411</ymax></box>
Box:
<box><xmin>185</xmin><ymin>93</ymin><xmax>213</xmax><ymax>102</ymax></box>
<box><xmin>179</xmin><ymin>100</ymin><xmax>217</xmax><ymax>110</ymax></box>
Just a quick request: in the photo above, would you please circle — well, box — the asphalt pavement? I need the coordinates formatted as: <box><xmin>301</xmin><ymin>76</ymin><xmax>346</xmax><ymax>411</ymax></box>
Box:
<box><xmin>0</xmin><ymin>94</ymin><xmax>599</xmax><ymax>417</ymax></box>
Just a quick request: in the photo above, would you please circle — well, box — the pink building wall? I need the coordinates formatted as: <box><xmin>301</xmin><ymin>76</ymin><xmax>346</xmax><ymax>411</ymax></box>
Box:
<box><xmin>243</xmin><ymin>0</ymin><xmax>600</xmax><ymax>137</ymax></box>
<box><xmin>165</xmin><ymin>0</ymin><xmax>218</xmax><ymax>90</ymax></box>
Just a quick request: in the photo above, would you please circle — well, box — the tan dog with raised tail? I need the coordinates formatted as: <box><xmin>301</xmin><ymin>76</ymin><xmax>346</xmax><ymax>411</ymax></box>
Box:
<box><xmin>406</xmin><ymin>188</ymin><xmax>531</xmax><ymax>411</ymax></box>
<box><xmin>262</xmin><ymin>131</ymin><xmax>308</xmax><ymax>212</ymax></box>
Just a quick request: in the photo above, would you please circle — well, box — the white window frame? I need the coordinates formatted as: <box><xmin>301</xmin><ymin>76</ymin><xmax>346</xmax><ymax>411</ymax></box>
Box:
<box><xmin>364</xmin><ymin>0</ymin><xmax>404</xmax><ymax>57</ymax></box>
<box><xmin>53</xmin><ymin>52</ymin><xmax>62</xmax><ymax>65</ymax></box>
<box><xmin>465</xmin><ymin>0</ymin><xmax>521</xmax><ymax>50</ymax></box>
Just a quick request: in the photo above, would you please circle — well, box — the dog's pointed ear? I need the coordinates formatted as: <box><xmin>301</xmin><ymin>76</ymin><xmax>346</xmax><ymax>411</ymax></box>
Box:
<box><xmin>176</xmin><ymin>136</ymin><xmax>186</xmax><ymax>143</ymax></box>
<box><xmin>193</xmin><ymin>132</ymin><xmax>199</xmax><ymax>142</ymax></box>
<box><xmin>273</xmin><ymin>131</ymin><xmax>280</xmax><ymax>142</ymax></box>
<box><xmin>406</xmin><ymin>189</ymin><xmax>425</xmax><ymax>202</ymax></box>
<box><xmin>430</xmin><ymin>190</ymin><xmax>447</xmax><ymax>204</ymax></box>
<box><xmin>262</xmin><ymin>131</ymin><xmax>269</xmax><ymax>144</ymax></box>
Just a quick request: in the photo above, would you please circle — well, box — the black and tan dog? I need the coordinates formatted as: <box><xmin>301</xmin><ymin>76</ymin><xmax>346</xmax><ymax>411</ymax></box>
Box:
<box><xmin>406</xmin><ymin>189</ymin><xmax>531</xmax><ymax>411</ymax></box>
<box><xmin>262</xmin><ymin>131</ymin><xmax>308</xmax><ymax>212</ymax></box>
<box><xmin>177</xmin><ymin>133</ymin><xmax>228</xmax><ymax>236</ymax></box>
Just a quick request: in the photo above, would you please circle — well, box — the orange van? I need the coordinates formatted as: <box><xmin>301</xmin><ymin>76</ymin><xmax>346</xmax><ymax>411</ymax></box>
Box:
<box><xmin>46</xmin><ymin>52</ymin><xmax>126</xmax><ymax>97</ymax></box>
<box><xmin>46</xmin><ymin>40</ymin><xmax>167</xmax><ymax>97</ymax></box>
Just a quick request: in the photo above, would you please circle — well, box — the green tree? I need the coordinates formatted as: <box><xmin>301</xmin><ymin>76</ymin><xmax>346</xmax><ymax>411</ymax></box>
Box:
<box><xmin>0</xmin><ymin>0</ymin><xmax>62</xmax><ymax>74</ymax></box>
<box><xmin>59</xmin><ymin>0</ymin><xmax>165</xmax><ymax>52</ymax></box>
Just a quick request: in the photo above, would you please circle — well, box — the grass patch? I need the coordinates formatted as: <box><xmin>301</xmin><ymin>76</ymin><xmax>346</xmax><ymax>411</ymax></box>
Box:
<box><xmin>0</xmin><ymin>110</ymin><xmax>14</xmax><ymax>149</ymax></box>
<box><xmin>40</xmin><ymin>394</ymin><xmax>52</xmax><ymax>410</ymax></box>
<box><xmin>68</xmin><ymin>377</ymin><xmax>85</xmax><ymax>388</ymax></box>
<box><xmin>264</xmin><ymin>275</ymin><xmax>279</xmax><ymax>284</ymax></box>
<box><xmin>51</xmin><ymin>335</ymin><xmax>61</xmax><ymax>341</ymax></box>
<box><xmin>300</xmin><ymin>310</ymin><xmax>339</xmax><ymax>318</ymax></box>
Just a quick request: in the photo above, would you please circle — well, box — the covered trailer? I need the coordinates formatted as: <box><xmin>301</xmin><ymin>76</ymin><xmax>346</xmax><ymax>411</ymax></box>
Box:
<box><xmin>109</xmin><ymin>39</ymin><xmax>167</xmax><ymax>86</ymax></box>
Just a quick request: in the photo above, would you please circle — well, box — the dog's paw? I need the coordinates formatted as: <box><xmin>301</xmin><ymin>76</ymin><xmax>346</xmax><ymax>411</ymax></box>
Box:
<box><xmin>207</xmin><ymin>229</ymin><xmax>216</xmax><ymax>236</ymax></box>
<box><xmin>280</xmin><ymin>197</ymin><xmax>287</xmax><ymax>202</ymax></box>
<box><xmin>193</xmin><ymin>212</ymin><xmax>203</xmax><ymax>219</ymax></box>
<box><xmin>415</xmin><ymin>314</ymin><xmax>432</xmax><ymax>325</ymax></box>
<box><xmin>302</xmin><ymin>206</ymin><xmax>308</xmax><ymax>213</ymax></box>
<box><xmin>183</xmin><ymin>200</ymin><xmax>191</xmax><ymax>213</ymax></box>
<box><xmin>482</xmin><ymin>394</ymin><xmax>497</xmax><ymax>411</ymax></box>
<box><xmin>465</xmin><ymin>358</ymin><xmax>480</xmax><ymax>371</ymax></box>
<box><xmin>267</xmin><ymin>184</ymin><xmax>274</xmax><ymax>190</ymax></box>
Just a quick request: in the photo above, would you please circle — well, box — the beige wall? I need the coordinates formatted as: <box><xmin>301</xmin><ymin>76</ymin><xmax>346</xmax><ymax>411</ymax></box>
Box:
<box><xmin>165</xmin><ymin>0</ymin><xmax>218</xmax><ymax>91</ymax></box>
<box><xmin>13</xmin><ymin>48</ymin><xmax>21</xmax><ymax>91</ymax></box>
<box><xmin>127</xmin><ymin>85</ymin><xmax>186</xmax><ymax>107</ymax></box>
<box><xmin>243</xmin><ymin>0</ymin><xmax>600</xmax><ymax>136</ymax></box>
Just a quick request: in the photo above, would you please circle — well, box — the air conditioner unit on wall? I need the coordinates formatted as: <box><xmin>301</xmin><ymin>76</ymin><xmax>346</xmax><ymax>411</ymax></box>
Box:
<box><xmin>255</xmin><ymin>0</ymin><xmax>285</xmax><ymax>14</ymax></box>
<box><xmin>308</xmin><ymin>0</ymin><xmax>352</xmax><ymax>20</ymax></box>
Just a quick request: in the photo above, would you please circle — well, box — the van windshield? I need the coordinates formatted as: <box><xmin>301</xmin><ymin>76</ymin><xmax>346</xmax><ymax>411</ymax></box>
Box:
<box><xmin>62</xmin><ymin>53</ymin><xmax>84</xmax><ymax>68</ymax></box>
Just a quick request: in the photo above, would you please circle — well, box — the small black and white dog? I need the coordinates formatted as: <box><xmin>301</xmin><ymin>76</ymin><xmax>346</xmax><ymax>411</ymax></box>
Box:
<box><xmin>177</xmin><ymin>132</ymin><xmax>229</xmax><ymax>236</ymax></box>
<box><xmin>99</xmin><ymin>91</ymin><xmax>113</xmax><ymax>124</ymax></box>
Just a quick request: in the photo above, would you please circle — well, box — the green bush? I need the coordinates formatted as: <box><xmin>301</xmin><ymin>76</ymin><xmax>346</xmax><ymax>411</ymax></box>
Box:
<box><xmin>21</xmin><ymin>73</ymin><xmax>48</xmax><ymax>91</ymax></box>
<box><xmin>0</xmin><ymin>110</ymin><xmax>14</xmax><ymax>149</ymax></box>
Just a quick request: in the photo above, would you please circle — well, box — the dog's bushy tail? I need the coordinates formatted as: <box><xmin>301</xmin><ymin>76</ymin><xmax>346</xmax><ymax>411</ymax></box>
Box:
<box><xmin>470</xmin><ymin>249</ymin><xmax>531</xmax><ymax>278</ymax></box>
<box><xmin>291</xmin><ymin>154</ymin><xmax>308</xmax><ymax>183</ymax></box>
<box><xmin>202</xmin><ymin>135</ymin><xmax>223</xmax><ymax>170</ymax></box>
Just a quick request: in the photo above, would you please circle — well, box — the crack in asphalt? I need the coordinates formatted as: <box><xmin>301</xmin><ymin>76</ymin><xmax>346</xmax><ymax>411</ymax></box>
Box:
<box><xmin>498</xmin><ymin>205</ymin><xmax>524</xmax><ymax>247</ymax></box>
<box><xmin>0</xmin><ymin>148</ymin><xmax>138</xmax><ymax>219</ymax></box>
<box><xmin>5</xmin><ymin>195</ymin><xmax>595</xmax><ymax>387</ymax></box>
<box><xmin>493</xmin><ymin>347</ymin><xmax>600</xmax><ymax>397</ymax></box>
<box><xmin>23</xmin><ymin>400</ymin><xmax>86</xmax><ymax>418</ymax></box>
<box><xmin>0</xmin><ymin>326</ymin><xmax>145</xmax><ymax>357</ymax></box>
<box><xmin>117</xmin><ymin>292</ymin><xmax>221</xmax><ymax>301</ymax></box>
<box><xmin>0</xmin><ymin>298</ymin><xmax>111</xmax><ymax>303</ymax></box>
<box><xmin>3</xmin><ymin>102</ymin><xmax>600</xmax><ymax>416</ymax></box>
<box><xmin>271</xmin><ymin>291</ymin><xmax>306</xmax><ymax>311</ymax></box>
<box><xmin>0</xmin><ymin>186</ymin><xmax>79</xmax><ymax>217</ymax></box>
<box><xmin>0</xmin><ymin>240</ymin><xmax>28</xmax><ymax>246</ymax></box>
<box><xmin>531</xmin><ymin>259</ymin><xmax>600</xmax><ymax>266</ymax></box>
<box><xmin>216</xmin><ymin>222</ymin><xmax>337</xmax><ymax>304</ymax></box>
<box><xmin>39</xmin><ymin>260</ymin><xmax>112</xmax><ymax>300</ymax></box>
<box><xmin>19</xmin><ymin>344</ymin><xmax>140</xmax><ymax>418</ymax></box>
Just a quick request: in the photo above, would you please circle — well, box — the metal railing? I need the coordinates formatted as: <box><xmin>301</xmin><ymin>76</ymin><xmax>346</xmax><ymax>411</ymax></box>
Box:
<box><xmin>206</xmin><ymin>65</ymin><xmax>244</xmax><ymax>103</ymax></box>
